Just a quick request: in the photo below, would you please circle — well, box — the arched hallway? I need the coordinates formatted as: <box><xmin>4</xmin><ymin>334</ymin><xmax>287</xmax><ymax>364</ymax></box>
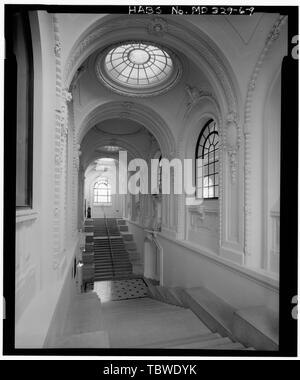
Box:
<box><xmin>7</xmin><ymin>6</ymin><xmax>297</xmax><ymax>354</ymax></box>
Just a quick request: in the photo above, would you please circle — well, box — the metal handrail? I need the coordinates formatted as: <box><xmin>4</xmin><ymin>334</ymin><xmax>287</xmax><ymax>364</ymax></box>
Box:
<box><xmin>104</xmin><ymin>215</ymin><xmax>115</xmax><ymax>277</ymax></box>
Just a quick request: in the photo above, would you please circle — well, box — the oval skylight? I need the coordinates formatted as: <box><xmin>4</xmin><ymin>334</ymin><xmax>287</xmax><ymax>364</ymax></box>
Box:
<box><xmin>95</xmin><ymin>41</ymin><xmax>181</xmax><ymax>97</ymax></box>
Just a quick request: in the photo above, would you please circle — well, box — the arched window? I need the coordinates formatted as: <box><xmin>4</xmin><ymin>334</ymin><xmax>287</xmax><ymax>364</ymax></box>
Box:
<box><xmin>195</xmin><ymin>119</ymin><xmax>219</xmax><ymax>199</ymax></box>
<box><xmin>93</xmin><ymin>178</ymin><xmax>111</xmax><ymax>204</ymax></box>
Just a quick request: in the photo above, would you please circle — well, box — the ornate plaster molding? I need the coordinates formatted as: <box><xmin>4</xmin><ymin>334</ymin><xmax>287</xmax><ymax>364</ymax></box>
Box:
<box><xmin>77</xmin><ymin>101</ymin><xmax>176</xmax><ymax>159</ymax></box>
<box><xmin>53</xmin><ymin>14</ymin><xmax>63</xmax><ymax>267</ymax></box>
<box><xmin>54</xmin><ymin>41</ymin><xmax>62</xmax><ymax>57</ymax></box>
<box><xmin>74</xmin><ymin>143</ymin><xmax>82</xmax><ymax>172</ymax></box>
<box><xmin>63</xmin><ymin>15</ymin><xmax>238</xmax><ymax>115</ymax></box>
<box><xmin>225</xmin><ymin>111</ymin><xmax>240</xmax><ymax>184</ymax></box>
<box><xmin>184</xmin><ymin>85</ymin><xmax>217</xmax><ymax>113</ymax></box>
<box><xmin>243</xmin><ymin>15</ymin><xmax>287</xmax><ymax>258</ymax></box>
<box><xmin>147</xmin><ymin>17</ymin><xmax>168</xmax><ymax>37</ymax></box>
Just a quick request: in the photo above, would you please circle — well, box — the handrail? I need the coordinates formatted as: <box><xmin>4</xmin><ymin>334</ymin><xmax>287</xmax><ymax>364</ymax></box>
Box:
<box><xmin>104</xmin><ymin>215</ymin><xmax>115</xmax><ymax>277</ymax></box>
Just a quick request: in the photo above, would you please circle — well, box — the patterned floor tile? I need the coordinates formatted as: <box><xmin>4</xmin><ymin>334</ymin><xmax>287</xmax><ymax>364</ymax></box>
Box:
<box><xmin>94</xmin><ymin>279</ymin><xmax>148</xmax><ymax>302</ymax></box>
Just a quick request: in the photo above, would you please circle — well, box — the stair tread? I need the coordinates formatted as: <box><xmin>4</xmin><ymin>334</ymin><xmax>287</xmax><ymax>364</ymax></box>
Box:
<box><xmin>171</xmin><ymin>337</ymin><xmax>231</xmax><ymax>349</ymax></box>
<box><xmin>137</xmin><ymin>332</ymin><xmax>221</xmax><ymax>348</ymax></box>
<box><xmin>234</xmin><ymin>306</ymin><xmax>279</xmax><ymax>344</ymax></box>
<box><xmin>55</xmin><ymin>331</ymin><xmax>109</xmax><ymax>348</ymax></box>
<box><xmin>183</xmin><ymin>287</ymin><xmax>235</xmax><ymax>333</ymax></box>
<box><xmin>211</xmin><ymin>342</ymin><xmax>246</xmax><ymax>350</ymax></box>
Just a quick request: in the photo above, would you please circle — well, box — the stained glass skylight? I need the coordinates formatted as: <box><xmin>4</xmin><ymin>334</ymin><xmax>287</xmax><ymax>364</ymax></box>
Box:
<box><xmin>95</xmin><ymin>41</ymin><xmax>181</xmax><ymax>97</ymax></box>
<box><xmin>104</xmin><ymin>42</ymin><xmax>173</xmax><ymax>87</ymax></box>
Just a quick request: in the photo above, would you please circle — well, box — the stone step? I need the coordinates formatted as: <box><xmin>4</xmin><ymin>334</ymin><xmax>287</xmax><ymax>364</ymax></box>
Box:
<box><xmin>171</xmin><ymin>336</ymin><xmax>232</xmax><ymax>349</ymax></box>
<box><xmin>168</xmin><ymin>287</ymin><xmax>187</xmax><ymax>308</ymax></box>
<box><xmin>119</xmin><ymin>225</ymin><xmax>129</xmax><ymax>232</ymax></box>
<box><xmin>84</xmin><ymin>227</ymin><xmax>94</xmax><ymax>232</ymax></box>
<box><xmin>232</xmin><ymin>305</ymin><xmax>279</xmax><ymax>350</ymax></box>
<box><xmin>63</xmin><ymin>294</ymin><xmax>103</xmax><ymax>336</ymax></box>
<box><xmin>128</xmin><ymin>250</ymin><xmax>140</xmax><ymax>261</ymax></box>
<box><xmin>124</xmin><ymin>241</ymin><xmax>137</xmax><ymax>250</ymax></box>
<box><xmin>82</xmin><ymin>254</ymin><xmax>94</xmax><ymax>264</ymax></box>
<box><xmin>84</xmin><ymin>246</ymin><xmax>94</xmax><ymax>252</ymax></box>
<box><xmin>75</xmin><ymin>291</ymin><xmax>99</xmax><ymax>300</ymax></box>
<box><xmin>95</xmin><ymin>266</ymin><xmax>132</xmax><ymax>272</ymax></box>
<box><xmin>211</xmin><ymin>342</ymin><xmax>246</xmax><ymax>350</ymax></box>
<box><xmin>121</xmin><ymin>232</ymin><xmax>133</xmax><ymax>241</ymax></box>
<box><xmin>55</xmin><ymin>331</ymin><xmax>110</xmax><ymax>348</ymax></box>
<box><xmin>178</xmin><ymin>287</ymin><xmax>236</xmax><ymax>339</ymax></box>
<box><xmin>117</xmin><ymin>219</ymin><xmax>126</xmax><ymax>225</ymax></box>
<box><xmin>95</xmin><ymin>264</ymin><xmax>132</xmax><ymax>270</ymax></box>
<box><xmin>95</xmin><ymin>259</ymin><xmax>130</xmax><ymax>264</ymax></box>
<box><xmin>156</xmin><ymin>286</ymin><xmax>185</xmax><ymax>308</ymax></box>
<box><xmin>137</xmin><ymin>332</ymin><xmax>221</xmax><ymax>348</ymax></box>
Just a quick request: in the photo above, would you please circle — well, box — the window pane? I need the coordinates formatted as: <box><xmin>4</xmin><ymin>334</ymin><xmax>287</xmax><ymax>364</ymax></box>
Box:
<box><xmin>15</xmin><ymin>13</ymin><xmax>33</xmax><ymax>207</ymax></box>
<box><xmin>208</xmin><ymin>163</ymin><xmax>214</xmax><ymax>175</ymax></box>
<box><xmin>195</xmin><ymin>120</ymin><xmax>219</xmax><ymax>199</ymax></box>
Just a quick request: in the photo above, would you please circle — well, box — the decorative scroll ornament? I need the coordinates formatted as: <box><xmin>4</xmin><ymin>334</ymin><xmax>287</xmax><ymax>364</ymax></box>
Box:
<box><xmin>225</xmin><ymin>111</ymin><xmax>239</xmax><ymax>184</ymax></box>
<box><xmin>62</xmin><ymin>88</ymin><xmax>72</xmax><ymax>102</ymax></box>
<box><xmin>55</xmin><ymin>153</ymin><xmax>62</xmax><ymax>166</ymax></box>
<box><xmin>69</xmin><ymin>64</ymin><xmax>86</xmax><ymax>91</ymax></box>
<box><xmin>119</xmin><ymin>101</ymin><xmax>133</xmax><ymax>119</ymax></box>
<box><xmin>60</xmin><ymin>104</ymin><xmax>67</xmax><ymax>134</ymax></box>
<box><xmin>147</xmin><ymin>17</ymin><xmax>168</xmax><ymax>37</ymax></box>
<box><xmin>266</xmin><ymin>16</ymin><xmax>285</xmax><ymax>43</ymax></box>
<box><xmin>60</xmin><ymin>89</ymin><xmax>72</xmax><ymax>138</ymax></box>
<box><xmin>54</xmin><ymin>41</ymin><xmax>62</xmax><ymax>57</ymax></box>
<box><xmin>74</xmin><ymin>144</ymin><xmax>81</xmax><ymax>171</ymax></box>
<box><xmin>185</xmin><ymin>85</ymin><xmax>215</xmax><ymax>112</ymax></box>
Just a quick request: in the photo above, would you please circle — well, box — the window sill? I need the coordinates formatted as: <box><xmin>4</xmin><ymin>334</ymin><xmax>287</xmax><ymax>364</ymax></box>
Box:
<box><xmin>16</xmin><ymin>209</ymin><xmax>39</xmax><ymax>223</ymax></box>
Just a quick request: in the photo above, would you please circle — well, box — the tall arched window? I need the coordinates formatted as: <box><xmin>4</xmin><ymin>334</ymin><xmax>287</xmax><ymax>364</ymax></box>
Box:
<box><xmin>195</xmin><ymin>119</ymin><xmax>219</xmax><ymax>199</ymax></box>
<box><xmin>93</xmin><ymin>178</ymin><xmax>111</xmax><ymax>204</ymax></box>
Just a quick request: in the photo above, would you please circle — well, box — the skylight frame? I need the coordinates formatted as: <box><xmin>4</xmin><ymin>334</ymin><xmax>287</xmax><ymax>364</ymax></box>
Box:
<box><xmin>95</xmin><ymin>40</ymin><xmax>182</xmax><ymax>97</ymax></box>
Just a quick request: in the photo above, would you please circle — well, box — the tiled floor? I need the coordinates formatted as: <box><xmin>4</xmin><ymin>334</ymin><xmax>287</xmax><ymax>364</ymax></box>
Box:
<box><xmin>94</xmin><ymin>278</ymin><xmax>148</xmax><ymax>302</ymax></box>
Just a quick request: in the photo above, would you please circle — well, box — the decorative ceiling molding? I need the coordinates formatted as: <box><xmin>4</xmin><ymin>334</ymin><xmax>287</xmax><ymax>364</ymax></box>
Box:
<box><xmin>82</xmin><ymin>137</ymin><xmax>143</xmax><ymax>171</ymax></box>
<box><xmin>77</xmin><ymin>100</ymin><xmax>177</xmax><ymax>159</ymax></box>
<box><xmin>63</xmin><ymin>15</ymin><xmax>239</xmax><ymax>117</ymax></box>
<box><xmin>147</xmin><ymin>17</ymin><xmax>168</xmax><ymax>37</ymax></box>
<box><xmin>184</xmin><ymin>84</ymin><xmax>218</xmax><ymax>115</ymax></box>
<box><xmin>95</xmin><ymin>125</ymin><xmax>143</xmax><ymax>136</ymax></box>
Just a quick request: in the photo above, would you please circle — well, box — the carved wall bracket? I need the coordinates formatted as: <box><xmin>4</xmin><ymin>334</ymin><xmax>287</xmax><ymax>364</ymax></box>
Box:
<box><xmin>54</xmin><ymin>41</ymin><xmax>61</xmax><ymax>57</ymax></box>
<box><xmin>185</xmin><ymin>85</ymin><xmax>216</xmax><ymax>113</ymax></box>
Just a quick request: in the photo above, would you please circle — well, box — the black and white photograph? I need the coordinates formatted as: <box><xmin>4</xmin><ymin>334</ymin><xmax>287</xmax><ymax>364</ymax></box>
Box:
<box><xmin>1</xmin><ymin>1</ymin><xmax>299</xmax><ymax>362</ymax></box>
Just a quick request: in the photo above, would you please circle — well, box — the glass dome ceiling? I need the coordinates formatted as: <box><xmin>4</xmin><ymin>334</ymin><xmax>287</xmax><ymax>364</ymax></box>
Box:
<box><xmin>95</xmin><ymin>41</ymin><xmax>181</xmax><ymax>97</ymax></box>
<box><xmin>105</xmin><ymin>42</ymin><xmax>173</xmax><ymax>87</ymax></box>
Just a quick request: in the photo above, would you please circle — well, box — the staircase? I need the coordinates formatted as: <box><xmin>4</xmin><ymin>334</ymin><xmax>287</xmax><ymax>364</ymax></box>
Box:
<box><xmin>76</xmin><ymin>219</ymin><xmax>257</xmax><ymax>350</ymax></box>
<box><xmin>116</xmin><ymin>218</ymin><xmax>143</xmax><ymax>275</ymax></box>
<box><xmin>102</xmin><ymin>296</ymin><xmax>253</xmax><ymax>350</ymax></box>
<box><xmin>92</xmin><ymin>218</ymin><xmax>133</xmax><ymax>281</ymax></box>
<box><xmin>51</xmin><ymin>288</ymin><xmax>253</xmax><ymax>350</ymax></box>
<box><xmin>50</xmin><ymin>291</ymin><xmax>109</xmax><ymax>348</ymax></box>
